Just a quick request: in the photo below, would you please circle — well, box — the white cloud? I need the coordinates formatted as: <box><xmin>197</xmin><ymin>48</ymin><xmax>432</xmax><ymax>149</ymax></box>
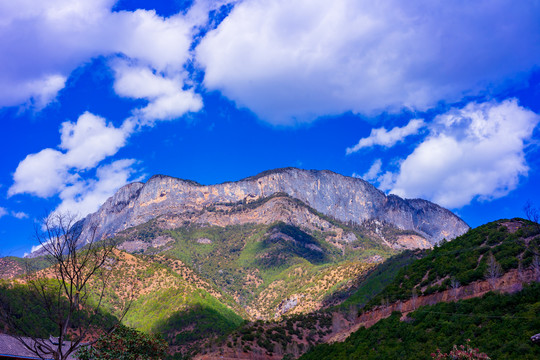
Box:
<box><xmin>0</xmin><ymin>0</ymin><xmax>113</xmax><ymax>107</ymax></box>
<box><xmin>9</xmin><ymin>112</ymin><xmax>130</xmax><ymax>198</ymax></box>
<box><xmin>347</xmin><ymin>119</ymin><xmax>425</xmax><ymax>154</ymax></box>
<box><xmin>196</xmin><ymin>0</ymin><xmax>540</xmax><ymax>124</ymax></box>
<box><xmin>4</xmin><ymin>74</ymin><xmax>68</xmax><ymax>110</ymax></box>
<box><xmin>8</xmin><ymin>112</ymin><xmax>136</xmax><ymax>217</ymax></box>
<box><xmin>387</xmin><ymin>99</ymin><xmax>539</xmax><ymax>208</ymax></box>
<box><xmin>59</xmin><ymin>112</ymin><xmax>128</xmax><ymax>168</ymax></box>
<box><xmin>360</xmin><ymin>159</ymin><xmax>382</xmax><ymax>182</ymax></box>
<box><xmin>112</xmin><ymin>61</ymin><xmax>203</xmax><ymax>123</ymax></box>
<box><xmin>11</xmin><ymin>211</ymin><xmax>29</xmax><ymax>219</ymax></box>
<box><xmin>0</xmin><ymin>0</ymin><xmax>217</xmax><ymax>111</ymax></box>
<box><xmin>0</xmin><ymin>207</ymin><xmax>29</xmax><ymax>220</ymax></box>
<box><xmin>54</xmin><ymin>159</ymin><xmax>136</xmax><ymax>216</ymax></box>
<box><xmin>9</xmin><ymin>148</ymin><xmax>67</xmax><ymax>198</ymax></box>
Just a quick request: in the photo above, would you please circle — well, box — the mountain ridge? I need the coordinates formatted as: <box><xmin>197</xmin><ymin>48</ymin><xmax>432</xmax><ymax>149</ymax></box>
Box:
<box><xmin>72</xmin><ymin>167</ymin><xmax>468</xmax><ymax>252</ymax></box>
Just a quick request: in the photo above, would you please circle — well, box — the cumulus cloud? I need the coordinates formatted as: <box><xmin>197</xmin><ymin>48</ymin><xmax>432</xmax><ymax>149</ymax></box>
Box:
<box><xmin>9</xmin><ymin>112</ymin><xmax>130</xmax><ymax>198</ymax></box>
<box><xmin>0</xmin><ymin>207</ymin><xmax>7</xmax><ymax>218</ymax></box>
<box><xmin>387</xmin><ymin>99</ymin><xmax>539</xmax><ymax>208</ymax></box>
<box><xmin>347</xmin><ymin>119</ymin><xmax>425</xmax><ymax>154</ymax></box>
<box><xmin>11</xmin><ymin>211</ymin><xmax>29</xmax><ymax>219</ymax></box>
<box><xmin>4</xmin><ymin>1</ymin><xmax>236</xmax><ymax>227</ymax></box>
<box><xmin>8</xmin><ymin>112</ymin><xmax>135</xmax><ymax>217</ymax></box>
<box><xmin>54</xmin><ymin>159</ymin><xmax>136</xmax><ymax>217</ymax></box>
<box><xmin>0</xmin><ymin>0</ymin><xmax>217</xmax><ymax>112</ymax></box>
<box><xmin>359</xmin><ymin>159</ymin><xmax>382</xmax><ymax>182</ymax></box>
<box><xmin>112</xmin><ymin>61</ymin><xmax>203</xmax><ymax>123</ymax></box>
<box><xmin>197</xmin><ymin>0</ymin><xmax>540</xmax><ymax>124</ymax></box>
<box><xmin>59</xmin><ymin>112</ymin><xmax>129</xmax><ymax>168</ymax></box>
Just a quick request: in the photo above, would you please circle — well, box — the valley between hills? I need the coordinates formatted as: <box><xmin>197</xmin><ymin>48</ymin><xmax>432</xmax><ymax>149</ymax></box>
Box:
<box><xmin>1</xmin><ymin>168</ymin><xmax>539</xmax><ymax>359</ymax></box>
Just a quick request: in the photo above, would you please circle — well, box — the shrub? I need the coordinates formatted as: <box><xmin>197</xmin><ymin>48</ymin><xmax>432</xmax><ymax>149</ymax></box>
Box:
<box><xmin>431</xmin><ymin>340</ymin><xmax>490</xmax><ymax>359</ymax></box>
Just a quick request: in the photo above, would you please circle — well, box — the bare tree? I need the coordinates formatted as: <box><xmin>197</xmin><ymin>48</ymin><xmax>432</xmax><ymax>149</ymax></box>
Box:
<box><xmin>450</xmin><ymin>277</ymin><xmax>460</xmax><ymax>300</ymax></box>
<box><xmin>0</xmin><ymin>212</ymin><xmax>131</xmax><ymax>360</ymax></box>
<box><xmin>532</xmin><ymin>255</ymin><xmax>540</xmax><ymax>283</ymax></box>
<box><xmin>331</xmin><ymin>312</ymin><xmax>342</xmax><ymax>334</ymax></box>
<box><xmin>381</xmin><ymin>296</ymin><xmax>390</xmax><ymax>315</ymax></box>
<box><xmin>347</xmin><ymin>304</ymin><xmax>358</xmax><ymax>323</ymax></box>
<box><xmin>485</xmin><ymin>253</ymin><xmax>502</xmax><ymax>290</ymax></box>
<box><xmin>524</xmin><ymin>201</ymin><xmax>540</xmax><ymax>228</ymax></box>
<box><xmin>517</xmin><ymin>255</ymin><xmax>526</xmax><ymax>284</ymax></box>
<box><xmin>411</xmin><ymin>288</ymin><xmax>418</xmax><ymax>310</ymax></box>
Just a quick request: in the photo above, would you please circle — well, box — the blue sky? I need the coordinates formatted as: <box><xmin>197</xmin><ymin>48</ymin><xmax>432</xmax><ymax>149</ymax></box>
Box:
<box><xmin>1</xmin><ymin>0</ymin><xmax>540</xmax><ymax>256</ymax></box>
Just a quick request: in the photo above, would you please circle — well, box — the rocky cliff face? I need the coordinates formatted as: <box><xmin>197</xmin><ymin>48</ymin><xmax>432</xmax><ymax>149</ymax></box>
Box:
<box><xmin>78</xmin><ymin>168</ymin><xmax>468</xmax><ymax>247</ymax></box>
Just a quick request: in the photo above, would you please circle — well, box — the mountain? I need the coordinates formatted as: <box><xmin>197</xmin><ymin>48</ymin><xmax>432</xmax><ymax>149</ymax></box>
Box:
<box><xmin>75</xmin><ymin>168</ymin><xmax>468</xmax><ymax>252</ymax></box>
<box><xmin>5</xmin><ymin>168</ymin><xmax>481</xmax><ymax>359</ymax></box>
<box><xmin>4</xmin><ymin>218</ymin><xmax>538</xmax><ymax>359</ymax></box>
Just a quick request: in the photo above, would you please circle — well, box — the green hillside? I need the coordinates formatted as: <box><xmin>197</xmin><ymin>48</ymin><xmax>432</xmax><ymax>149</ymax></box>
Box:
<box><xmin>300</xmin><ymin>283</ymin><xmax>540</xmax><ymax>360</ymax></box>
<box><xmin>297</xmin><ymin>218</ymin><xmax>540</xmax><ymax>360</ymax></box>
<box><xmin>6</xmin><ymin>216</ymin><xmax>538</xmax><ymax>360</ymax></box>
<box><xmin>0</xmin><ymin>279</ymin><xmax>117</xmax><ymax>339</ymax></box>
<box><xmin>337</xmin><ymin>250</ymin><xmax>423</xmax><ymax>309</ymax></box>
<box><xmin>118</xmin><ymin>219</ymin><xmax>393</xmax><ymax>319</ymax></box>
<box><xmin>362</xmin><ymin>219</ymin><xmax>539</xmax><ymax>310</ymax></box>
<box><xmin>124</xmin><ymin>287</ymin><xmax>243</xmax><ymax>357</ymax></box>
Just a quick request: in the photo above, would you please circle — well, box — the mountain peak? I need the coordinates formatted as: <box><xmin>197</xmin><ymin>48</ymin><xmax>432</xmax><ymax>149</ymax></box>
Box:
<box><xmin>70</xmin><ymin>168</ymin><xmax>468</xmax><ymax>251</ymax></box>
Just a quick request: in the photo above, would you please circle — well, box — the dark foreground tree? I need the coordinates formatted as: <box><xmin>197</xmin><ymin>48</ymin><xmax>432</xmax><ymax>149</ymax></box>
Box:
<box><xmin>0</xmin><ymin>212</ymin><xmax>132</xmax><ymax>360</ymax></box>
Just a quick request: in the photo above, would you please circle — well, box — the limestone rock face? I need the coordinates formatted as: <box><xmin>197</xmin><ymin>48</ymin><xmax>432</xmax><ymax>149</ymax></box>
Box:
<box><xmin>79</xmin><ymin>168</ymin><xmax>469</xmax><ymax>246</ymax></box>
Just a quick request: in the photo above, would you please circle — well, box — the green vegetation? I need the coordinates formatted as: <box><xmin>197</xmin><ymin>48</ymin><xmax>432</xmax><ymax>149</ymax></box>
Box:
<box><xmin>364</xmin><ymin>219</ymin><xmax>540</xmax><ymax>309</ymax></box>
<box><xmin>255</xmin><ymin>223</ymin><xmax>331</xmax><ymax>267</ymax></box>
<box><xmin>0</xmin><ymin>280</ymin><xmax>59</xmax><ymax>338</ymax></box>
<box><xmin>1</xmin><ymin>255</ymin><xmax>53</xmax><ymax>274</ymax></box>
<box><xmin>0</xmin><ymin>279</ymin><xmax>116</xmax><ymax>339</ymax></box>
<box><xmin>124</xmin><ymin>287</ymin><xmax>243</xmax><ymax>348</ymax></box>
<box><xmin>3</xmin><ymin>217</ymin><xmax>540</xmax><ymax>360</ymax></box>
<box><xmin>337</xmin><ymin>250</ymin><xmax>422</xmax><ymax>309</ymax></box>
<box><xmin>225</xmin><ymin>312</ymin><xmax>334</xmax><ymax>357</ymax></box>
<box><xmin>157</xmin><ymin>220</ymin><xmax>391</xmax><ymax>318</ymax></box>
<box><xmin>300</xmin><ymin>283</ymin><xmax>540</xmax><ymax>360</ymax></box>
<box><xmin>77</xmin><ymin>324</ymin><xmax>167</xmax><ymax>360</ymax></box>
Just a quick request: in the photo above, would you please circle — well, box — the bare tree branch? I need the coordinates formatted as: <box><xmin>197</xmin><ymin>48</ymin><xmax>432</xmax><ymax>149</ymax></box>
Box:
<box><xmin>0</xmin><ymin>212</ymin><xmax>133</xmax><ymax>360</ymax></box>
<box><xmin>524</xmin><ymin>201</ymin><xmax>540</xmax><ymax>232</ymax></box>
<box><xmin>485</xmin><ymin>253</ymin><xmax>502</xmax><ymax>290</ymax></box>
<box><xmin>450</xmin><ymin>277</ymin><xmax>460</xmax><ymax>300</ymax></box>
<box><xmin>532</xmin><ymin>255</ymin><xmax>540</xmax><ymax>283</ymax></box>
<box><xmin>411</xmin><ymin>288</ymin><xmax>418</xmax><ymax>310</ymax></box>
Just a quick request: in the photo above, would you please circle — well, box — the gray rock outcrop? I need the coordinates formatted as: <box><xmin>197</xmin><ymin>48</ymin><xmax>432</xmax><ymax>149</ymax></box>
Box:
<box><xmin>76</xmin><ymin>168</ymin><xmax>468</xmax><ymax>246</ymax></box>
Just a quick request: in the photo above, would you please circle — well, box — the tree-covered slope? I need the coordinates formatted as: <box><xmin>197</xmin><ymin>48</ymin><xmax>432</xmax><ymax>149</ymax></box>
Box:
<box><xmin>300</xmin><ymin>283</ymin><xmax>540</xmax><ymax>360</ymax></box>
<box><xmin>337</xmin><ymin>250</ymin><xmax>423</xmax><ymax>309</ymax></box>
<box><xmin>362</xmin><ymin>219</ymin><xmax>539</xmax><ymax>310</ymax></box>
<box><xmin>85</xmin><ymin>250</ymin><xmax>244</xmax><ymax>358</ymax></box>
<box><xmin>112</xmin><ymin>217</ymin><xmax>393</xmax><ymax>320</ymax></box>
